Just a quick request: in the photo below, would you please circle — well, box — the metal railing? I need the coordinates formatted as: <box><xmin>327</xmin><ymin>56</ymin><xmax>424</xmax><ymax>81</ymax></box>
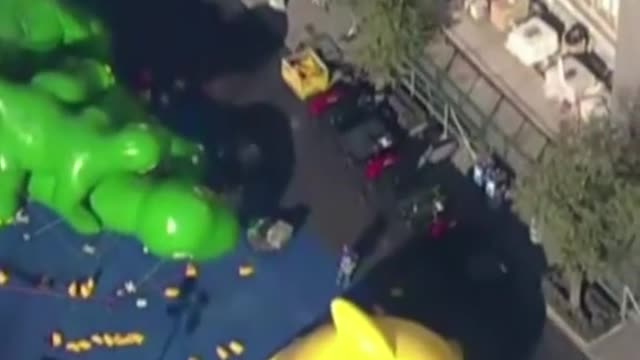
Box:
<box><xmin>396</xmin><ymin>46</ymin><xmax>640</xmax><ymax>310</ymax></box>
<box><xmin>395</xmin><ymin>52</ymin><xmax>539</xmax><ymax>173</ymax></box>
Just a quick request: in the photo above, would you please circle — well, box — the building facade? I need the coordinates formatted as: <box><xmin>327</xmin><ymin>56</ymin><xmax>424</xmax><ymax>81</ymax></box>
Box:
<box><xmin>543</xmin><ymin>0</ymin><xmax>640</xmax><ymax>114</ymax></box>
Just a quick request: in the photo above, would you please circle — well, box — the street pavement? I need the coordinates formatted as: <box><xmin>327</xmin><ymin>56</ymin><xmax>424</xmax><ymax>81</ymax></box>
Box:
<box><xmin>0</xmin><ymin>0</ymin><xmax>590</xmax><ymax>359</ymax></box>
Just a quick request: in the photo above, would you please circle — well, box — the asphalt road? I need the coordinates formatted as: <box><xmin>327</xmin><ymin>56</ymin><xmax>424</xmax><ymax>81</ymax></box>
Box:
<box><xmin>191</xmin><ymin>3</ymin><xmax>589</xmax><ymax>360</ymax></box>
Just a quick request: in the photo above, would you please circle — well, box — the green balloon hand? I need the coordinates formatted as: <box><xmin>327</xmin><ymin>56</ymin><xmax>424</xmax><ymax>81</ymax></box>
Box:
<box><xmin>90</xmin><ymin>175</ymin><xmax>239</xmax><ymax>262</ymax></box>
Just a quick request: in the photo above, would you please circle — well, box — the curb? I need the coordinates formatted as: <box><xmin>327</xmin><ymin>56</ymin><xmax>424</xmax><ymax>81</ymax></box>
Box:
<box><xmin>545</xmin><ymin>303</ymin><xmax>593</xmax><ymax>356</ymax></box>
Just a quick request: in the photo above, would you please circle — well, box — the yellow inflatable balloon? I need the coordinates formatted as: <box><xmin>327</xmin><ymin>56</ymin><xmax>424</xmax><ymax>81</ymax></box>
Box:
<box><xmin>270</xmin><ymin>297</ymin><xmax>463</xmax><ymax>360</ymax></box>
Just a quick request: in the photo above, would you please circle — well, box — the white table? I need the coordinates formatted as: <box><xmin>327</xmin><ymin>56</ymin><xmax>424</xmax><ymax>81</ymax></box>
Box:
<box><xmin>505</xmin><ymin>16</ymin><xmax>559</xmax><ymax>67</ymax></box>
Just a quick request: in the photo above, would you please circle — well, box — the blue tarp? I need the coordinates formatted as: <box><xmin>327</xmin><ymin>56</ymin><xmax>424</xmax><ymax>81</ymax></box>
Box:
<box><xmin>0</xmin><ymin>203</ymin><xmax>339</xmax><ymax>360</ymax></box>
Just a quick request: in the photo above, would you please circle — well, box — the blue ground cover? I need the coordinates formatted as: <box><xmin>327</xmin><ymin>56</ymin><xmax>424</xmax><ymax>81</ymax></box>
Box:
<box><xmin>0</xmin><ymin>203</ymin><xmax>340</xmax><ymax>360</ymax></box>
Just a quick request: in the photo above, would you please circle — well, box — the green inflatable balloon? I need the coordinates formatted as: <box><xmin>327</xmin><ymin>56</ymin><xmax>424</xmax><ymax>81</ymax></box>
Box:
<box><xmin>0</xmin><ymin>0</ymin><xmax>108</xmax><ymax>54</ymax></box>
<box><xmin>0</xmin><ymin>0</ymin><xmax>239</xmax><ymax>262</ymax></box>
<box><xmin>97</xmin><ymin>86</ymin><xmax>208</xmax><ymax>180</ymax></box>
<box><xmin>89</xmin><ymin>175</ymin><xmax>239</xmax><ymax>261</ymax></box>
<box><xmin>31</xmin><ymin>58</ymin><xmax>115</xmax><ymax>104</ymax></box>
<box><xmin>0</xmin><ymin>75</ymin><xmax>165</xmax><ymax>233</ymax></box>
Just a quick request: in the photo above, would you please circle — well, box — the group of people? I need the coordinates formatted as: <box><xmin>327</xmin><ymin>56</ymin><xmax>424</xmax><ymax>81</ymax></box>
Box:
<box><xmin>472</xmin><ymin>155</ymin><xmax>512</xmax><ymax>208</ymax></box>
<box><xmin>428</xmin><ymin>198</ymin><xmax>456</xmax><ymax>241</ymax></box>
<box><xmin>135</xmin><ymin>68</ymin><xmax>187</xmax><ymax>109</ymax></box>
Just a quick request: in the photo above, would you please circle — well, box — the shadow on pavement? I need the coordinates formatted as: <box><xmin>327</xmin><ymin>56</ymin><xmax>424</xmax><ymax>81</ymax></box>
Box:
<box><xmin>352</xmin><ymin>213</ymin><xmax>388</xmax><ymax>259</ymax></box>
<box><xmin>83</xmin><ymin>0</ymin><xmax>287</xmax><ymax>86</ymax></box>
<box><xmin>76</xmin><ymin>0</ymin><xmax>296</xmax><ymax>222</ymax></box>
<box><xmin>347</xmin><ymin>161</ymin><xmax>548</xmax><ymax>360</ymax></box>
<box><xmin>223</xmin><ymin>102</ymin><xmax>296</xmax><ymax>221</ymax></box>
<box><xmin>277</xmin><ymin>203</ymin><xmax>311</xmax><ymax>233</ymax></box>
<box><xmin>159</xmin><ymin>96</ymin><xmax>296</xmax><ymax>223</ymax></box>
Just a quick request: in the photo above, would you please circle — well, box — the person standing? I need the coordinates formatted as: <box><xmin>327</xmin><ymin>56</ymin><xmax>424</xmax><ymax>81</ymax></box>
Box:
<box><xmin>428</xmin><ymin>205</ymin><xmax>456</xmax><ymax>240</ymax></box>
<box><xmin>336</xmin><ymin>245</ymin><xmax>358</xmax><ymax>289</ymax></box>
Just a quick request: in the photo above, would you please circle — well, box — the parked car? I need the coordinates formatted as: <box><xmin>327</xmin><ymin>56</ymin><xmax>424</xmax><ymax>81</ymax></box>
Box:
<box><xmin>335</xmin><ymin>112</ymin><xmax>403</xmax><ymax>181</ymax></box>
<box><xmin>307</xmin><ymin>81</ymin><xmax>377</xmax><ymax>130</ymax></box>
<box><xmin>309</xmin><ymin>81</ymin><xmax>409</xmax><ymax>182</ymax></box>
<box><xmin>365</xmin><ymin>149</ymin><xmax>399</xmax><ymax>181</ymax></box>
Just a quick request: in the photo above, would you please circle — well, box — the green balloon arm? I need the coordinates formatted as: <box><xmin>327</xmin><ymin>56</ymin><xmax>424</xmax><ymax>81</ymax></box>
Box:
<box><xmin>55</xmin><ymin>4</ymin><xmax>105</xmax><ymax>46</ymax></box>
<box><xmin>155</xmin><ymin>126</ymin><xmax>207</xmax><ymax>179</ymax></box>
<box><xmin>27</xmin><ymin>173</ymin><xmax>56</xmax><ymax>204</ymax></box>
<box><xmin>98</xmin><ymin>86</ymin><xmax>151</xmax><ymax>128</ymax></box>
<box><xmin>0</xmin><ymin>0</ymin><xmax>110</xmax><ymax>54</ymax></box>
<box><xmin>30</xmin><ymin>60</ymin><xmax>114</xmax><ymax>103</ymax></box>
<box><xmin>90</xmin><ymin>175</ymin><xmax>239</xmax><ymax>261</ymax></box>
<box><xmin>97</xmin><ymin>86</ymin><xmax>207</xmax><ymax>180</ymax></box>
<box><xmin>0</xmin><ymin>76</ymin><xmax>166</xmax><ymax>233</ymax></box>
<box><xmin>89</xmin><ymin>175</ymin><xmax>145</xmax><ymax>233</ymax></box>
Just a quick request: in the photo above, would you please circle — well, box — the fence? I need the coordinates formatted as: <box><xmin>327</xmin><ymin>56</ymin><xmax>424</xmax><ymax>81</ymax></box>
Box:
<box><xmin>395</xmin><ymin>40</ymin><xmax>640</xmax><ymax>318</ymax></box>
<box><xmin>394</xmin><ymin>44</ymin><xmax>556</xmax><ymax>175</ymax></box>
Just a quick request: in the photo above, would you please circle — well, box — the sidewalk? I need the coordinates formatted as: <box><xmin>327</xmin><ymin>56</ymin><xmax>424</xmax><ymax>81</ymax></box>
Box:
<box><xmin>283</xmin><ymin>0</ymin><xmax>353</xmax><ymax>49</ymax></box>
<box><xmin>239</xmin><ymin>0</ymin><xmax>353</xmax><ymax>49</ymax></box>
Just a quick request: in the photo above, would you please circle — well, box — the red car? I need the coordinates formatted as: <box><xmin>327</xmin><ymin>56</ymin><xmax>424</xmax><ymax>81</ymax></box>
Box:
<box><xmin>365</xmin><ymin>150</ymin><xmax>398</xmax><ymax>181</ymax></box>
<box><xmin>308</xmin><ymin>85</ymin><xmax>348</xmax><ymax>118</ymax></box>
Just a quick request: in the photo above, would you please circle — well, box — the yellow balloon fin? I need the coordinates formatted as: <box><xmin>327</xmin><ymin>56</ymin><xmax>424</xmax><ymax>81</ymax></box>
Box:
<box><xmin>330</xmin><ymin>298</ymin><xmax>395</xmax><ymax>359</ymax></box>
